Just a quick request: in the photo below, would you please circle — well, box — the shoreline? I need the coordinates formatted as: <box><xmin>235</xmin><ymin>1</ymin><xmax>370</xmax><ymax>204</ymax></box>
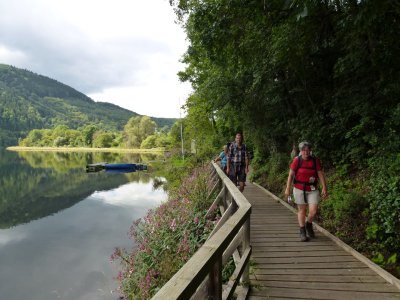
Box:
<box><xmin>6</xmin><ymin>146</ymin><xmax>165</xmax><ymax>153</ymax></box>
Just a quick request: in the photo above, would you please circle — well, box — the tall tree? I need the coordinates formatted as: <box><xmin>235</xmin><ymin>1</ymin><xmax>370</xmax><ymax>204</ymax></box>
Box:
<box><xmin>123</xmin><ymin>116</ymin><xmax>156</xmax><ymax>148</ymax></box>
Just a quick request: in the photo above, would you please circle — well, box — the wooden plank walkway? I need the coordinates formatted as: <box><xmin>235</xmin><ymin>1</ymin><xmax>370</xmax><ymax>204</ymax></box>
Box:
<box><xmin>243</xmin><ymin>182</ymin><xmax>400</xmax><ymax>300</ymax></box>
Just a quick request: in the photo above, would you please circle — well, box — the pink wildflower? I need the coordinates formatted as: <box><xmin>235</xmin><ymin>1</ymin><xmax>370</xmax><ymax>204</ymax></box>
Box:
<box><xmin>170</xmin><ymin>218</ymin><xmax>177</xmax><ymax>231</ymax></box>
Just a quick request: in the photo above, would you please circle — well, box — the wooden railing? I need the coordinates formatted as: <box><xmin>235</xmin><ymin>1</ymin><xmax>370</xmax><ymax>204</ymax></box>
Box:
<box><xmin>152</xmin><ymin>162</ymin><xmax>252</xmax><ymax>300</ymax></box>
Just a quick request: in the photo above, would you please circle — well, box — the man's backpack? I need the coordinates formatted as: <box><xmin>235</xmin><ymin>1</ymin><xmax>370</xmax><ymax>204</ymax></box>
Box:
<box><xmin>293</xmin><ymin>155</ymin><xmax>318</xmax><ymax>185</ymax></box>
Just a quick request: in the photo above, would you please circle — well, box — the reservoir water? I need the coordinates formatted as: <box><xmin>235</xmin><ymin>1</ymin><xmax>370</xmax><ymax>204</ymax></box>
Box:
<box><xmin>0</xmin><ymin>149</ymin><xmax>167</xmax><ymax>300</ymax></box>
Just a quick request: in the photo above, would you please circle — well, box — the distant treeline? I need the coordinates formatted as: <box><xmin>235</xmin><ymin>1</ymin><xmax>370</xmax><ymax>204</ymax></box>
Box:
<box><xmin>19</xmin><ymin>115</ymin><xmax>184</xmax><ymax>150</ymax></box>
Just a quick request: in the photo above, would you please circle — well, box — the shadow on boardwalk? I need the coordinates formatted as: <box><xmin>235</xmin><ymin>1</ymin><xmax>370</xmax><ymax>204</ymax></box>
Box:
<box><xmin>243</xmin><ymin>182</ymin><xmax>400</xmax><ymax>300</ymax></box>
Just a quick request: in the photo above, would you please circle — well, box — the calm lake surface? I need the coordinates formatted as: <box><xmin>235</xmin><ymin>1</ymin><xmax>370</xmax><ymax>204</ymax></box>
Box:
<box><xmin>0</xmin><ymin>149</ymin><xmax>167</xmax><ymax>300</ymax></box>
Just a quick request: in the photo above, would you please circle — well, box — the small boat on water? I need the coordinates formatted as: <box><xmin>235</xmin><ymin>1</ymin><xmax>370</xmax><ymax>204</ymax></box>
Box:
<box><xmin>86</xmin><ymin>163</ymin><xmax>147</xmax><ymax>173</ymax></box>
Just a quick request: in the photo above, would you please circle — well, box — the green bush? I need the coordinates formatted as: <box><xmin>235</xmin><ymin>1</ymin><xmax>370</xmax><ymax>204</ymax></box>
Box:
<box><xmin>366</xmin><ymin>154</ymin><xmax>400</xmax><ymax>276</ymax></box>
<box><xmin>251</xmin><ymin>149</ymin><xmax>288</xmax><ymax>194</ymax></box>
<box><xmin>319</xmin><ymin>176</ymin><xmax>369</xmax><ymax>249</ymax></box>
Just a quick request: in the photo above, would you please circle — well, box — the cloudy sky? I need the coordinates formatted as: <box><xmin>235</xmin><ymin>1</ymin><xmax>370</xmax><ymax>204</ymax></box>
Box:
<box><xmin>0</xmin><ymin>0</ymin><xmax>192</xmax><ymax>118</ymax></box>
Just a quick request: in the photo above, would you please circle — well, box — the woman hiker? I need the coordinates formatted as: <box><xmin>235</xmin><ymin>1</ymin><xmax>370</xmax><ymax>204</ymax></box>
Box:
<box><xmin>214</xmin><ymin>144</ymin><xmax>229</xmax><ymax>174</ymax></box>
<box><xmin>284</xmin><ymin>141</ymin><xmax>328</xmax><ymax>241</ymax></box>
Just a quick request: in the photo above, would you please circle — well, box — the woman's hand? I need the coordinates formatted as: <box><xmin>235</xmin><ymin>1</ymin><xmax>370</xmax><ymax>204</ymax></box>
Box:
<box><xmin>284</xmin><ymin>187</ymin><xmax>290</xmax><ymax>198</ymax></box>
<box><xmin>321</xmin><ymin>187</ymin><xmax>328</xmax><ymax>199</ymax></box>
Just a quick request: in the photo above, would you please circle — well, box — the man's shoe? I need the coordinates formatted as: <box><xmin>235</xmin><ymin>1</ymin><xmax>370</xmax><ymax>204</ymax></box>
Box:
<box><xmin>305</xmin><ymin>221</ymin><xmax>315</xmax><ymax>238</ymax></box>
<box><xmin>300</xmin><ymin>227</ymin><xmax>309</xmax><ymax>242</ymax></box>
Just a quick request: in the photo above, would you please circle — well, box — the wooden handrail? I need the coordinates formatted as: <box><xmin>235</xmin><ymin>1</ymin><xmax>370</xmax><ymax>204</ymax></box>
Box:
<box><xmin>152</xmin><ymin>162</ymin><xmax>252</xmax><ymax>300</ymax></box>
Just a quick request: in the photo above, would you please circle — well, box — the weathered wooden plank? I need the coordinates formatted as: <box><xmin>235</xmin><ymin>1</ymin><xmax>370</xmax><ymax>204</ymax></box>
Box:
<box><xmin>251</xmin><ymin>250</ymin><xmax>352</xmax><ymax>258</ymax></box>
<box><xmin>250</xmin><ymin>236</ymin><xmax>332</xmax><ymax>242</ymax></box>
<box><xmin>251</xmin><ymin>233</ymin><xmax>301</xmax><ymax>237</ymax></box>
<box><xmin>251</xmin><ymin>225</ymin><xmax>299</xmax><ymax>230</ymax></box>
<box><xmin>253</xmin><ymin>274</ymin><xmax>387</xmax><ymax>283</ymax></box>
<box><xmin>250</xmin><ymin>240</ymin><xmax>334</xmax><ymax>246</ymax></box>
<box><xmin>251</xmin><ymin>218</ymin><xmax>296</xmax><ymax>222</ymax></box>
<box><xmin>250</xmin><ymin>221</ymin><xmax>296</xmax><ymax>226</ymax></box>
<box><xmin>253</xmin><ymin>255</ymin><xmax>358</xmax><ymax>264</ymax></box>
<box><xmin>256</xmin><ymin>280</ymin><xmax>400</xmax><ymax>292</ymax></box>
<box><xmin>248</xmin><ymin>297</ymin><xmax>304</xmax><ymax>300</ymax></box>
<box><xmin>250</xmin><ymin>234</ymin><xmax>329</xmax><ymax>240</ymax></box>
<box><xmin>252</xmin><ymin>245</ymin><xmax>341</xmax><ymax>252</ymax></box>
<box><xmin>251</xmin><ymin>268</ymin><xmax>375</xmax><ymax>276</ymax></box>
<box><xmin>253</xmin><ymin>261</ymin><xmax>367</xmax><ymax>269</ymax></box>
<box><xmin>250</xmin><ymin>228</ymin><xmax>300</xmax><ymax>232</ymax></box>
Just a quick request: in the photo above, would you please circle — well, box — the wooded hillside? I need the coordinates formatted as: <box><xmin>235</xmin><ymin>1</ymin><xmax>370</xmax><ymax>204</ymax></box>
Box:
<box><xmin>0</xmin><ymin>64</ymin><xmax>176</xmax><ymax>145</ymax></box>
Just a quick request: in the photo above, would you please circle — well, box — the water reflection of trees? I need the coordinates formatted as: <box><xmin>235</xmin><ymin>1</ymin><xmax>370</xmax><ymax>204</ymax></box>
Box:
<box><xmin>0</xmin><ymin>150</ymin><xmax>165</xmax><ymax>229</ymax></box>
<box><xmin>16</xmin><ymin>151</ymin><xmax>162</xmax><ymax>173</ymax></box>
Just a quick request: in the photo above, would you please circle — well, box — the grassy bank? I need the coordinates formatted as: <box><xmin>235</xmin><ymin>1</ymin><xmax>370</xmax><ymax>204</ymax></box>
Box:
<box><xmin>6</xmin><ymin>146</ymin><xmax>165</xmax><ymax>153</ymax></box>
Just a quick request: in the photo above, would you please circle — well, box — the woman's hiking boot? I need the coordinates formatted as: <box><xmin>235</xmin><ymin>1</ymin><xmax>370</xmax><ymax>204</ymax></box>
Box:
<box><xmin>305</xmin><ymin>221</ymin><xmax>315</xmax><ymax>238</ymax></box>
<box><xmin>300</xmin><ymin>227</ymin><xmax>309</xmax><ymax>242</ymax></box>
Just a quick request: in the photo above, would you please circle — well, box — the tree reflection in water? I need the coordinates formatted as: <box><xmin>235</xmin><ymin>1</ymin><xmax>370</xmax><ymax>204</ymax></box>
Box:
<box><xmin>0</xmin><ymin>149</ymin><xmax>163</xmax><ymax>229</ymax></box>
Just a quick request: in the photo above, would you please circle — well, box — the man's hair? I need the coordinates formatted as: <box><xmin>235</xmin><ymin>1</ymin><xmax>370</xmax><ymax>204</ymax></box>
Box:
<box><xmin>299</xmin><ymin>141</ymin><xmax>312</xmax><ymax>150</ymax></box>
<box><xmin>236</xmin><ymin>132</ymin><xmax>243</xmax><ymax>140</ymax></box>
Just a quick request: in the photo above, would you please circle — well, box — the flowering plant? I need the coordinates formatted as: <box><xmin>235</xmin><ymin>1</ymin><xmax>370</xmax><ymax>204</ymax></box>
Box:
<box><xmin>111</xmin><ymin>164</ymin><xmax>219</xmax><ymax>299</ymax></box>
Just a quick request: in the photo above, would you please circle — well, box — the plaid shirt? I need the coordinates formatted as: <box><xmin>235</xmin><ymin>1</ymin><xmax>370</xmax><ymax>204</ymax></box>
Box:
<box><xmin>229</xmin><ymin>142</ymin><xmax>248</xmax><ymax>164</ymax></box>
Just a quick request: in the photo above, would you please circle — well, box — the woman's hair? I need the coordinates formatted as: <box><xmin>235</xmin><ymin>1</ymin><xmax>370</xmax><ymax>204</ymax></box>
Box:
<box><xmin>299</xmin><ymin>141</ymin><xmax>312</xmax><ymax>150</ymax></box>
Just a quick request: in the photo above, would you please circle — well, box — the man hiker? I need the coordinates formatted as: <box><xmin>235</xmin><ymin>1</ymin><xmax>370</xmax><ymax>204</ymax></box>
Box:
<box><xmin>227</xmin><ymin>133</ymin><xmax>249</xmax><ymax>193</ymax></box>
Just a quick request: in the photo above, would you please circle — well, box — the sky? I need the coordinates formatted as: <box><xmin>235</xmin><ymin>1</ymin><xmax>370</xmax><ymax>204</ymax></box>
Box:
<box><xmin>0</xmin><ymin>0</ymin><xmax>192</xmax><ymax>118</ymax></box>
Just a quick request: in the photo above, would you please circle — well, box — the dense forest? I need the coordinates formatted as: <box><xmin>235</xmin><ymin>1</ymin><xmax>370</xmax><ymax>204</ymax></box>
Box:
<box><xmin>169</xmin><ymin>0</ymin><xmax>400</xmax><ymax>275</ymax></box>
<box><xmin>0</xmin><ymin>64</ymin><xmax>176</xmax><ymax>146</ymax></box>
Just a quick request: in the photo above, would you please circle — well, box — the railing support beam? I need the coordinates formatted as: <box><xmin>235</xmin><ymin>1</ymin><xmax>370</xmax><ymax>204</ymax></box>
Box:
<box><xmin>208</xmin><ymin>256</ymin><xmax>222</xmax><ymax>300</ymax></box>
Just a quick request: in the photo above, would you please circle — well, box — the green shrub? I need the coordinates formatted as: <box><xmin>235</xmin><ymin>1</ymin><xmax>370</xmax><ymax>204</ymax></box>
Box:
<box><xmin>319</xmin><ymin>173</ymin><xmax>369</xmax><ymax>250</ymax></box>
<box><xmin>365</xmin><ymin>154</ymin><xmax>400</xmax><ymax>276</ymax></box>
<box><xmin>251</xmin><ymin>149</ymin><xmax>288</xmax><ymax>194</ymax></box>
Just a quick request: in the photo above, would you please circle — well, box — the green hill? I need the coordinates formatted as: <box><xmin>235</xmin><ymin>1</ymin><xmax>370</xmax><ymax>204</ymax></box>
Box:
<box><xmin>0</xmin><ymin>64</ymin><xmax>176</xmax><ymax>146</ymax></box>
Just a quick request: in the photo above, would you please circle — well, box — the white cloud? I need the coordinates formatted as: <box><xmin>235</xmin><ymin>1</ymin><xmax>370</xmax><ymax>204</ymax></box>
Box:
<box><xmin>0</xmin><ymin>46</ymin><xmax>27</xmax><ymax>63</ymax></box>
<box><xmin>0</xmin><ymin>230</ymin><xmax>27</xmax><ymax>246</ymax></box>
<box><xmin>91</xmin><ymin>180</ymin><xmax>166</xmax><ymax>208</ymax></box>
<box><xmin>0</xmin><ymin>0</ymin><xmax>191</xmax><ymax>118</ymax></box>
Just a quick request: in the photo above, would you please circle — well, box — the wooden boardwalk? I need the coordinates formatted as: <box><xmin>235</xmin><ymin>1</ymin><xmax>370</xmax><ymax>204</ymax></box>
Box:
<box><xmin>243</xmin><ymin>182</ymin><xmax>400</xmax><ymax>300</ymax></box>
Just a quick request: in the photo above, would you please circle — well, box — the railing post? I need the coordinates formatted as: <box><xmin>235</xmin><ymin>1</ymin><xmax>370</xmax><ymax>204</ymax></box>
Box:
<box><xmin>208</xmin><ymin>256</ymin><xmax>222</xmax><ymax>300</ymax></box>
<box><xmin>223</xmin><ymin>184</ymin><xmax>228</xmax><ymax>210</ymax></box>
<box><xmin>241</xmin><ymin>217</ymin><xmax>251</xmax><ymax>284</ymax></box>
